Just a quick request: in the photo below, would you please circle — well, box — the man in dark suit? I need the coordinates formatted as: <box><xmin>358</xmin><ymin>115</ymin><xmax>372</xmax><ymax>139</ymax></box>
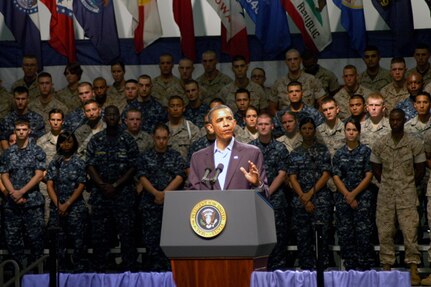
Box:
<box><xmin>187</xmin><ymin>105</ymin><xmax>268</xmax><ymax>194</ymax></box>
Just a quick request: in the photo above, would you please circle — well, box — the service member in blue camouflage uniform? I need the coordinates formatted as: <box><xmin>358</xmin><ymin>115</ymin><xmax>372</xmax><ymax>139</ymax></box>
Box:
<box><xmin>272</xmin><ymin>81</ymin><xmax>324</xmax><ymax>138</ymax></box>
<box><xmin>250</xmin><ymin>113</ymin><xmax>290</xmax><ymax>270</ymax></box>
<box><xmin>63</xmin><ymin>82</ymin><xmax>95</xmax><ymax>132</ymax></box>
<box><xmin>332</xmin><ymin>119</ymin><xmax>375</xmax><ymax>270</ymax></box>
<box><xmin>0</xmin><ymin>86</ymin><xmax>45</xmax><ymax>150</ymax></box>
<box><xmin>0</xmin><ymin>119</ymin><xmax>46</xmax><ymax>268</ymax></box>
<box><xmin>46</xmin><ymin>131</ymin><xmax>88</xmax><ymax>272</ymax></box>
<box><xmin>184</xmin><ymin>80</ymin><xmax>210</xmax><ymax>128</ymax></box>
<box><xmin>134</xmin><ymin>75</ymin><xmax>167</xmax><ymax>133</ymax></box>
<box><xmin>86</xmin><ymin>105</ymin><xmax>139</xmax><ymax>272</ymax></box>
<box><xmin>287</xmin><ymin>117</ymin><xmax>332</xmax><ymax>270</ymax></box>
<box><xmin>137</xmin><ymin>123</ymin><xmax>186</xmax><ymax>271</ymax></box>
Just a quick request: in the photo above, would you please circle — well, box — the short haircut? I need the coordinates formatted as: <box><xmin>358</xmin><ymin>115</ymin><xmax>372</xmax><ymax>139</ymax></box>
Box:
<box><xmin>415</xmin><ymin>43</ymin><xmax>430</xmax><ymax>52</ymax></box>
<box><xmin>344</xmin><ymin>118</ymin><xmax>361</xmax><ymax>133</ymax></box>
<box><xmin>367</xmin><ymin>92</ymin><xmax>384</xmax><ymax>102</ymax></box>
<box><xmin>391</xmin><ymin>57</ymin><xmax>405</xmax><ymax>66</ymax></box>
<box><xmin>153</xmin><ymin>123</ymin><xmax>170</xmax><ymax>135</ymax></box>
<box><xmin>160</xmin><ymin>53</ymin><xmax>174</xmax><ymax>62</ymax></box>
<box><xmin>93</xmin><ymin>77</ymin><xmax>107</xmax><ymax>84</ymax></box>
<box><xmin>281</xmin><ymin>110</ymin><xmax>298</xmax><ymax>121</ymax></box>
<box><xmin>349</xmin><ymin>94</ymin><xmax>365</xmax><ymax>104</ymax></box>
<box><xmin>415</xmin><ymin>91</ymin><xmax>431</xmax><ymax>102</ymax></box>
<box><xmin>232</xmin><ymin>55</ymin><xmax>247</xmax><ymax>64</ymax></box>
<box><xmin>364</xmin><ymin>45</ymin><xmax>380</xmax><ymax>54</ymax></box>
<box><xmin>251</xmin><ymin>67</ymin><xmax>266</xmax><ymax>76</ymax></box>
<box><xmin>208</xmin><ymin>105</ymin><xmax>233</xmax><ymax>123</ymax></box>
<box><xmin>287</xmin><ymin>81</ymin><xmax>302</xmax><ymax>89</ymax></box>
<box><xmin>83</xmin><ymin>99</ymin><xmax>99</xmax><ymax>108</ymax></box>
<box><xmin>13</xmin><ymin>86</ymin><xmax>29</xmax><ymax>96</ymax></box>
<box><xmin>184</xmin><ymin>79</ymin><xmax>199</xmax><ymax>87</ymax></box>
<box><xmin>343</xmin><ymin>64</ymin><xmax>357</xmax><ymax>73</ymax></box>
<box><xmin>390</xmin><ymin>108</ymin><xmax>406</xmax><ymax>119</ymax></box>
<box><xmin>257</xmin><ymin>112</ymin><xmax>272</xmax><ymax>124</ymax></box>
<box><xmin>37</xmin><ymin>72</ymin><xmax>52</xmax><ymax>80</ymax></box>
<box><xmin>168</xmin><ymin>95</ymin><xmax>184</xmax><ymax>104</ymax></box>
<box><xmin>301</xmin><ymin>49</ymin><xmax>317</xmax><ymax>61</ymax></box>
<box><xmin>15</xmin><ymin>118</ymin><xmax>30</xmax><ymax>128</ymax></box>
<box><xmin>57</xmin><ymin>131</ymin><xmax>79</xmax><ymax>155</ymax></box>
<box><xmin>320</xmin><ymin>96</ymin><xmax>338</xmax><ymax>107</ymax></box>
<box><xmin>125</xmin><ymin>79</ymin><xmax>138</xmax><ymax>85</ymax></box>
<box><xmin>235</xmin><ymin>88</ymin><xmax>250</xmax><ymax>99</ymax></box>
<box><xmin>209</xmin><ymin>97</ymin><xmax>225</xmax><ymax>105</ymax></box>
<box><xmin>299</xmin><ymin>117</ymin><xmax>316</xmax><ymax>129</ymax></box>
<box><xmin>138</xmin><ymin>74</ymin><xmax>152</xmax><ymax>81</ymax></box>
<box><xmin>126</xmin><ymin>108</ymin><xmax>142</xmax><ymax>117</ymax></box>
<box><xmin>49</xmin><ymin>108</ymin><xmax>64</xmax><ymax>120</ymax></box>
<box><xmin>78</xmin><ymin>81</ymin><xmax>93</xmax><ymax>90</ymax></box>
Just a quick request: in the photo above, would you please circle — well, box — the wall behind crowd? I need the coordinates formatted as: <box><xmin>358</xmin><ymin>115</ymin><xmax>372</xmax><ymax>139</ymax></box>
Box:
<box><xmin>1</xmin><ymin>0</ymin><xmax>431</xmax><ymax>91</ymax></box>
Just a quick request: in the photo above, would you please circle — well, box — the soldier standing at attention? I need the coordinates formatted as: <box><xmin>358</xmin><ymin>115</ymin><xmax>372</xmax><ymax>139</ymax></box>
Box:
<box><xmin>86</xmin><ymin>105</ymin><xmax>139</xmax><ymax>272</ymax></box>
<box><xmin>371</xmin><ymin>109</ymin><xmax>425</xmax><ymax>286</ymax></box>
<box><xmin>0</xmin><ymin>119</ymin><xmax>46</xmax><ymax>268</ymax></box>
<box><xmin>137</xmin><ymin>123</ymin><xmax>185</xmax><ymax>271</ymax></box>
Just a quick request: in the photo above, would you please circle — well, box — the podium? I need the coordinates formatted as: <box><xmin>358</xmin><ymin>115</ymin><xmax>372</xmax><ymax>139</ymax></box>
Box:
<box><xmin>160</xmin><ymin>190</ymin><xmax>276</xmax><ymax>287</ymax></box>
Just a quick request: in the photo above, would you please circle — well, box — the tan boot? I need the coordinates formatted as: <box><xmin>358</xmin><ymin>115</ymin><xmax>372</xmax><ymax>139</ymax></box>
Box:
<box><xmin>410</xmin><ymin>263</ymin><xmax>421</xmax><ymax>286</ymax></box>
<box><xmin>422</xmin><ymin>274</ymin><xmax>431</xmax><ymax>286</ymax></box>
<box><xmin>382</xmin><ymin>264</ymin><xmax>391</xmax><ymax>271</ymax></box>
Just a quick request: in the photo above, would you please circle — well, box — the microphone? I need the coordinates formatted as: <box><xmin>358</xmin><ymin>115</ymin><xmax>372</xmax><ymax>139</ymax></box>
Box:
<box><xmin>201</xmin><ymin>167</ymin><xmax>212</xmax><ymax>184</ymax></box>
<box><xmin>210</xmin><ymin>164</ymin><xmax>224</xmax><ymax>185</ymax></box>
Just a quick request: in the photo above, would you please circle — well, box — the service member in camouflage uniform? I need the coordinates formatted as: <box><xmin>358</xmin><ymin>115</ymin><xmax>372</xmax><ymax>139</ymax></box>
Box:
<box><xmin>0</xmin><ymin>119</ymin><xmax>46</xmax><ymax>268</ymax></box>
<box><xmin>10</xmin><ymin>55</ymin><xmax>39</xmax><ymax>100</ymax></box>
<box><xmin>371</xmin><ymin>109</ymin><xmax>425</xmax><ymax>286</ymax></box>
<box><xmin>332</xmin><ymin>119</ymin><xmax>375</xmax><ymax>270</ymax></box>
<box><xmin>396</xmin><ymin>72</ymin><xmax>423</xmax><ymax>121</ymax></box>
<box><xmin>380</xmin><ymin>57</ymin><xmax>410</xmax><ymax>113</ymax></box>
<box><xmin>361</xmin><ymin>93</ymin><xmax>390</xmax><ymax>149</ymax></box>
<box><xmin>63</xmin><ymin>82</ymin><xmax>95</xmax><ymax>132</ymax></box>
<box><xmin>132</xmin><ymin>75</ymin><xmax>167</xmax><ymax>133</ymax></box>
<box><xmin>0</xmin><ymin>86</ymin><xmax>45</xmax><ymax>150</ymax></box>
<box><xmin>287</xmin><ymin>117</ymin><xmax>332</xmax><ymax>270</ymax></box>
<box><xmin>334</xmin><ymin>65</ymin><xmax>373</xmax><ymax>120</ymax></box>
<box><xmin>358</xmin><ymin>46</ymin><xmax>392</xmax><ymax>92</ymax></box>
<box><xmin>250</xmin><ymin>114</ymin><xmax>289</xmax><ymax>270</ymax></box>
<box><xmin>166</xmin><ymin>96</ymin><xmax>200</xmax><ymax>160</ymax></box>
<box><xmin>137</xmin><ymin>123</ymin><xmax>186</xmax><ymax>271</ymax></box>
<box><xmin>184</xmin><ymin>80</ymin><xmax>210</xmax><ymax>128</ymax></box>
<box><xmin>197</xmin><ymin>50</ymin><xmax>233</xmax><ymax>104</ymax></box>
<box><xmin>86</xmin><ymin>105</ymin><xmax>139</xmax><ymax>272</ymax></box>
<box><xmin>46</xmin><ymin>131</ymin><xmax>88</xmax><ymax>272</ymax></box>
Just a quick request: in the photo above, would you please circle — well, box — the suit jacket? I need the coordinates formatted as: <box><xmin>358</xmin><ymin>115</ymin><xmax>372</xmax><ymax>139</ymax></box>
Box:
<box><xmin>187</xmin><ymin>140</ymin><xmax>269</xmax><ymax>194</ymax></box>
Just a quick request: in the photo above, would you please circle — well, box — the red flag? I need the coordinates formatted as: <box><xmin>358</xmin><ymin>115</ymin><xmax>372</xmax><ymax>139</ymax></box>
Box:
<box><xmin>207</xmin><ymin>0</ymin><xmax>249</xmax><ymax>62</ymax></box>
<box><xmin>173</xmin><ymin>0</ymin><xmax>196</xmax><ymax>60</ymax></box>
<box><xmin>221</xmin><ymin>23</ymin><xmax>249</xmax><ymax>62</ymax></box>
<box><xmin>40</xmin><ymin>0</ymin><xmax>76</xmax><ymax>62</ymax></box>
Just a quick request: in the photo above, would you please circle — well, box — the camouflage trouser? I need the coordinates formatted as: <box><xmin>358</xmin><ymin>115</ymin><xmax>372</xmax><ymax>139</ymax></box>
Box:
<box><xmin>376</xmin><ymin>203</ymin><xmax>420</xmax><ymax>265</ymax></box>
<box><xmin>4</xmin><ymin>205</ymin><xmax>44</xmax><ymax>268</ymax></box>
<box><xmin>48</xmin><ymin>202</ymin><xmax>88</xmax><ymax>268</ymax></box>
<box><xmin>293</xmin><ymin>202</ymin><xmax>332</xmax><ymax>269</ymax></box>
<box><xmin>139</xmin><ymin>200</ymin><xmax>170</xmax><ymax>272</ymax></box>
<box><xmin>267</xmin><ymin>190</ymin><xmax>289</xmax><ymax>270</ymax></box>
<box><xmin>91</xmin><ymin>204</ymin><xmax>137</xmax><ymax>271</ymax></box>
<box><xmin>335</xmin><ymin>190</ymin><xmax>375</xmax><ymax>270</ymax></box>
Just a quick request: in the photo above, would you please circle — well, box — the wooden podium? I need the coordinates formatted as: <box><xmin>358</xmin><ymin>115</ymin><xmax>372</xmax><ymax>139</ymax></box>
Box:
<box><xmin>160</xmin><ymin>190</ymin><xmax>276</xmax><ymax>287</ymax></box>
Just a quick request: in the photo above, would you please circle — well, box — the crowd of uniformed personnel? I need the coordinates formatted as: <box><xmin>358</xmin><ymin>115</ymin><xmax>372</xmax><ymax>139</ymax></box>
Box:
<box><xmin>1</xmin><ymin>45</ymin><xmax>431</xmax><ymax>284</ymax></box>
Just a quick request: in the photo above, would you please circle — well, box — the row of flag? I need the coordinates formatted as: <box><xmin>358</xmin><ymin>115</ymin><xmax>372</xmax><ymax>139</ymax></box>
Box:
<box><xmin>0</xmin><ymin>0</ymin><xmax>415</xmax><ymax>66</ymax></box>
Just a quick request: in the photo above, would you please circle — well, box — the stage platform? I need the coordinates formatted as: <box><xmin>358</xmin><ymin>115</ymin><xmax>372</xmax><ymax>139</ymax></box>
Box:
<box><xmin>21</xmin><ymin>270</ymin><xmax>410</xmax><ymax>287</ymax></box>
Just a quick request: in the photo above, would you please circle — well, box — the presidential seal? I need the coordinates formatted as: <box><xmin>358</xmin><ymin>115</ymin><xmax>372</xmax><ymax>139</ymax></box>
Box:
<box><xmin>190</xmin><ymin>199</ymin><xmax>227</xmax><ymax>238</ymax></box>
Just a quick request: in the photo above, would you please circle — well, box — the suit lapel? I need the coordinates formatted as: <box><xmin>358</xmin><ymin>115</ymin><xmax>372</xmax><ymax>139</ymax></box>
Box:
<box><xmin>223</xmin><ymin>140</ymin><xmax>242</xmax><ymax>189</ymax></box>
